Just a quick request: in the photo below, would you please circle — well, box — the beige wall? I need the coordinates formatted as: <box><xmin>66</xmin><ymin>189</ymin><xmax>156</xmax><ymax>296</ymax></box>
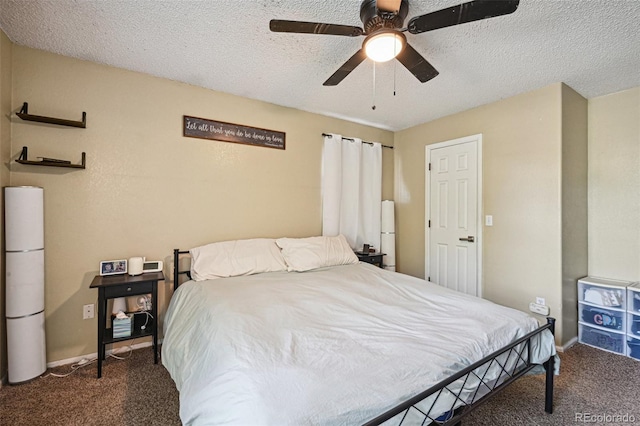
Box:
<box><xmin>588</xmin><ymin>87</ymin><xmax>640</xmax><ymax>281</ymax></box>
<box><xmin>8</xmin><ymin>45</ymin><xmax>393</xmax><ymax>363</ymax></box>
<box><xmin>561</xmin><ymin>84</ymin><xmax>588</xmax><ymax>343</ymax></box>
<box><xmin>0</xmin><ymin>29</ymin><xmax>13</xmax><ymax>381</ymax></box>
<box><xmin>394</xmin><ymin>83</ymin><xmax>587</xmax><ymax>344</ymax></box>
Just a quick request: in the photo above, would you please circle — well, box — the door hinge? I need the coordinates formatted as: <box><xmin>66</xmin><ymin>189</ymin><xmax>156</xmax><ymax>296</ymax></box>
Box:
<box><xmin>428</xmin><ymin>276</ymin><xmax>431</xmax><ymax>281</ymax></box>
<box><xmin>428</xmin><ymin>220</ymin><xmax>431</xmax><ymax>228</ymax></box>
<box><xmin>428</xmin><ymin>162</ymin><xmax>431</xmax><ymax>171</ymax></box>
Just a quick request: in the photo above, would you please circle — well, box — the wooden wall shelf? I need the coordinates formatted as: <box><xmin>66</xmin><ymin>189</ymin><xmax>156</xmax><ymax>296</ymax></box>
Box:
<box><xmin>17</xmin><ymin>146</ymin><xmax>86</xmax><ymax>169</ymax></box>
<box><xmin>17</xmin><ymin>102</ymin><xmax>86</xmax><ymax>128</ymax></box>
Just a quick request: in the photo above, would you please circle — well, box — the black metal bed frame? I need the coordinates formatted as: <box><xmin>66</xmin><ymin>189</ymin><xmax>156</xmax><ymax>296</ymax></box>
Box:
<box><xmin>172</xmin><ymin>249</ymin><xmax>555</xmax><ymax>425</ymax></box>
<box><xmin>173</xmin><ymin>249</ymin><xmax>191</xmax><ymax>289</ymax></box>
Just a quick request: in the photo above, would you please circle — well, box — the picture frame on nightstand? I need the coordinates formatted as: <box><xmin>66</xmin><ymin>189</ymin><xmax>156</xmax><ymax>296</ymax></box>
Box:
<box><xmin>99</xmin><ymin>259</ymin><xmax>127</xmax><ymax>276</ymax></box>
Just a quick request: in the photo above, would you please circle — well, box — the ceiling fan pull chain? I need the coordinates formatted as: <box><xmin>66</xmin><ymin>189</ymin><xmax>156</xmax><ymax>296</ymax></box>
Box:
<box><xmin>392</xmin><ymin>38</ymin><xmax>396</xmax><ymax>96</ymax></box>
<box><xmin>393</xmin><ymin>47</ymin><xmax>397</xmax><ymax>96</ymax></box>
<box><xmin>372</xmin><ymin>62</ymin><xmax>377</xmax><ymax>110</ymax></box>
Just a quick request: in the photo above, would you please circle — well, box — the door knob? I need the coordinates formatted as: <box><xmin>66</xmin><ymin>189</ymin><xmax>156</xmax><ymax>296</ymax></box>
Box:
<box><xmin>459</xmin><ymin>236</ymin><xmax>475</xmax><ymax>242</ymax></box>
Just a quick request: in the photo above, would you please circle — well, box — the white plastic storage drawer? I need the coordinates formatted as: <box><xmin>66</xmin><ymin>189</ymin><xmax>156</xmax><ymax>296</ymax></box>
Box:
<box><xmin>578</xmin><ymin>323</ymin><xmax>626</xmax><ymax>355</ymax></box>
<box><xmin>578</xmin><ymin>277</ymin><xmax>628</xmax><ymax>310</ymax></box>
<box><xmin>628</xmin><ymin>313</ymin><xmax>640</xmax><ymax>337</ymax></box>
<box><xmin>628</xmin><ymin>282</ymin><xmax>640</xmax><ymax>314</ymax></box>
<box><xmin>628</xmin><ymin>336</ymin><xmax>640</xmax><ymax>361</ymax></box>
<box><xmin>579</xmin><ymin>304</ymin><xmax>625</xmax><ymax>332</ymax></box>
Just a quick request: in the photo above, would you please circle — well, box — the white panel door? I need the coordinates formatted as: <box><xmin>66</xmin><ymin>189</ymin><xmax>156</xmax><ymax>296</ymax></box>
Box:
<box><xmin>427</xmin><ymin>137</ymin><xmax>479</xmax><ymax>296</ymax></box>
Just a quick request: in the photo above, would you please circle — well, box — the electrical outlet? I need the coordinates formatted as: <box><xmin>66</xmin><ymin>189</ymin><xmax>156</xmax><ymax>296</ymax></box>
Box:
<box><xmin>529</xmin><ymin>302</ymin><xmax>550</xmax><ymax>316</ymax></box>
<box><xmin>536</xmin><ymin>297</ymin><xmax>546</xmax><ymax>306</ymax></box>
<box><xmin>485</xmin><ymin>215</ymin><xmax>493</xmax><ymax>226</ymax></box>
<box><xmin>83</xmin><ymin>304</ymin><xmax>94</xmax><ymax>320</ymax></box>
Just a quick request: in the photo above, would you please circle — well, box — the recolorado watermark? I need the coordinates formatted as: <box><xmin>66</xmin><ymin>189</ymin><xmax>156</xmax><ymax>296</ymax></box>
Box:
<box><xmin>575</xmin><ymin>412</ymin><xmax>636</xmax><ymax>423</ymax></box>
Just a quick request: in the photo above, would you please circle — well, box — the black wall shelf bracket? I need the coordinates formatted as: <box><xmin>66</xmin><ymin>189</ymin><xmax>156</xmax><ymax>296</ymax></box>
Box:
<box><xmin>17</xmin><ymin>102</ymin><xmax>87</xmax><ymax>128</ymax></box>
<box><xmin>17</xmin><ymin>146</ymin><xmax>86</xmax><ymax>169</ymax></box>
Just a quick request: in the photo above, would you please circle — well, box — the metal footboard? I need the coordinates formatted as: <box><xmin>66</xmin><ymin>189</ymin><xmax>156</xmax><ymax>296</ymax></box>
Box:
<box><xmin>363</xmin><ymin>317</ymin><xmax>556</xmax><ymax>426</ymax></box>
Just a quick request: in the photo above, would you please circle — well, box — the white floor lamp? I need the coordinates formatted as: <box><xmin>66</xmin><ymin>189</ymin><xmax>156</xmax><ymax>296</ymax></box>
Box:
<box><xmin>5</xmin><ymin>186</ymin><xmax>47</xmax><ymax>384</ymax></box>
<box><xmin>380</xmin><ymin>200</ymin><xmax>396</xmax><ymax>271</ymax></box>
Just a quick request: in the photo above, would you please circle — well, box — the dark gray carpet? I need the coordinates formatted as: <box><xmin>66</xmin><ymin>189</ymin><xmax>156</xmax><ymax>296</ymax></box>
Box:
<box><xmin>1</xmin><ymin>343</ymin><xmax>638</xmax><ymax>425</ymax></box>
<box><xmin>467</xmin><ymin>343</ymin><xmax>640</xmax><ymax>425</ymax></box>
<box><xmin>0</xmin><ymin>347</ymin><xmax>180</xmax><ymax>426</ymax></box>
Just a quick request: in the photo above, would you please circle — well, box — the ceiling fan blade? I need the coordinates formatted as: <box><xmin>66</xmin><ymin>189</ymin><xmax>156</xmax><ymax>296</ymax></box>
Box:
<box><xmin>396</xmin><ymin>43</ymin><xmax>439</xmax><ymax>83</ymax></box>
<box><xmin>407</xmin><ymin>0</ymin><xmax>519</xmax><ymax>34</ymax></box>
<box><xmin>376</xmin><ymin>0</ymin><xmax>402</xmax><ymax>13</ymax></box>
<box><xmin>270</xmin><ymin>20</ymin><xmax>363</xmax><ymax>37</ymax></box>
<box><xmin>323</xmin><ymin>49</ymin><xmax>368</xmax><ymax>86</ymax></box>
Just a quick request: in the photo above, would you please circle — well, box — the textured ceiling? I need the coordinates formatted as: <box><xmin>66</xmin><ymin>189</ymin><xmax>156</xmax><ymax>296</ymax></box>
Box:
<box><xmin>0</xmin><ymin>0</ymin><xmax>639</xmax><ymax>131</ymax></box>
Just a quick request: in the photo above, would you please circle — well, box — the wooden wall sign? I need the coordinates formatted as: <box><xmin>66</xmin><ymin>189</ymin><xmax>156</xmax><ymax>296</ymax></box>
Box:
<box><xmin>183</xmin><ymin>116</ymin><xmax>285</xmax><ymax>150</ymax></box>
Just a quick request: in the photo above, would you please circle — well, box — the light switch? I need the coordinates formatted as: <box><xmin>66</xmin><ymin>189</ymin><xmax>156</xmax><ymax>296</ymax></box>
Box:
<box><xmin>485</xmin><ymin>215</ymin><xmax>493</xmax><ymax>226</ymax></box>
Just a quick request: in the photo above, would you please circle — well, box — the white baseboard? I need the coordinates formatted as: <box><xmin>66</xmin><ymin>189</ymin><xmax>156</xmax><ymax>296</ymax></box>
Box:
<box><xmin>556</xmin><ymin>336</ymin><xmax>578</xmax><ymax>353</ymax></box>
<box><xmin>46</xmin><ymin>339</ymin><xmax>162</xmax><ymax>368</ymax></box>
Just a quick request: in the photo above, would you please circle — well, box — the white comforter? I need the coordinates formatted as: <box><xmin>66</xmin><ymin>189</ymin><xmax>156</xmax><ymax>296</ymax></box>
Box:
<box><xmin>162</xmin><ymin>263</ymin><xmax>556</xmax><ymax>425</ymax></box>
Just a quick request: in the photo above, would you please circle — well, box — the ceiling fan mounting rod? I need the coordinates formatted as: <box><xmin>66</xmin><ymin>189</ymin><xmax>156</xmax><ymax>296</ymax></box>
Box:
<box><xmin>360</xmin><ymin>0</ymin><xmax>409</xmax><ymax>34</ymax></box>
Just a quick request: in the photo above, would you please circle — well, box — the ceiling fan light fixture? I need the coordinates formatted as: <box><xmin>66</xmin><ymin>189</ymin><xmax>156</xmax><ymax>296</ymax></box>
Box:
<box><xmin>363</xmin><ymin>30</ymin><xmax>406</xmax><ymax>63</ymax></box>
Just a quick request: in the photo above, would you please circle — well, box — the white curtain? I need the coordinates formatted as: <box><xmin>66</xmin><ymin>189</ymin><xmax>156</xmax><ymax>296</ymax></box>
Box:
<box><xmin>322</xmin><ymin>134</ymin><xmax>382</xmax><ymax>251</ymax></box>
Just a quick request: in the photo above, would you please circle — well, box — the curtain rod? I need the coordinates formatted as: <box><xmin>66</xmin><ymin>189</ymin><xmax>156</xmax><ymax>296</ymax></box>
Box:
<box><xmin>322</xmin><ymin>133</ymin><xmax>394</xmax><ymax>149</ymax></box>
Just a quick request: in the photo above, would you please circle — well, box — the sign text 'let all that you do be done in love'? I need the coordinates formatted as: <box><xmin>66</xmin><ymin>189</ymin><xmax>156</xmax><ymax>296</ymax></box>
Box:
<box><xmin>183</xmin><ymin>116</ymin><xmax>285</xmax><ymax>150</ymax></box>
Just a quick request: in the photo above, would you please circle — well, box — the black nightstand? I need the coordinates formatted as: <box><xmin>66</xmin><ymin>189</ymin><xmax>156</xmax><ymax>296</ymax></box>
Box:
<box><xmin>90</xmin><ymin>271</ymin><xmax>164</xmax><ymax>378</ymax></box>
<box><xmin>355</xmin><ymin>251</ymin><xmax>385</xmax><ymax>268</ymax></box>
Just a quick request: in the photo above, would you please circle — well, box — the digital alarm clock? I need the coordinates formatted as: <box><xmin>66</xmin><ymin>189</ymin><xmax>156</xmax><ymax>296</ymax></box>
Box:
<box><xmin>142</xmin><ymin>260</ymin><xmax>163</xmax><ymax>273</ymax></box>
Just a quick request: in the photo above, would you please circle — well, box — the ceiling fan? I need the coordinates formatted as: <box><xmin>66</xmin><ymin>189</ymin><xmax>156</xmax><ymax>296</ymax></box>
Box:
<box><xmin>270</xmin><ymin>0</ymin><xmax>519</xmax><ymax>86</ymax></box>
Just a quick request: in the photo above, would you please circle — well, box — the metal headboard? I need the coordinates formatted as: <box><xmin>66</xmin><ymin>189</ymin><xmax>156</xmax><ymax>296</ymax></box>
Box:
<box><xmin>173</xmin><ymin>249</ymin><xmax>191</xmax><ymax>291</ymax></box>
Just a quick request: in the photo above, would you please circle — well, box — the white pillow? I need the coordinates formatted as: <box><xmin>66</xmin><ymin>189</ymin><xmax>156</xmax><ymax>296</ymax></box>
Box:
<box><xmin>275</xmin><ymin>235</ymin><xmax>358</xmax><ymax>272</ymax></box>
<box><xmin>190</xmin><ymin>238</ymin><xmax>287</xmax><ymax>281</ymax></box>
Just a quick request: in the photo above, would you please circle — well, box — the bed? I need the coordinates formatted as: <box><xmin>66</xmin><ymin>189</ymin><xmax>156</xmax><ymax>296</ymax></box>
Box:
<box><xmin>162</xmin><ymin>236</ymin><xmax>557</xmax><ymax>425</ymax></box>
